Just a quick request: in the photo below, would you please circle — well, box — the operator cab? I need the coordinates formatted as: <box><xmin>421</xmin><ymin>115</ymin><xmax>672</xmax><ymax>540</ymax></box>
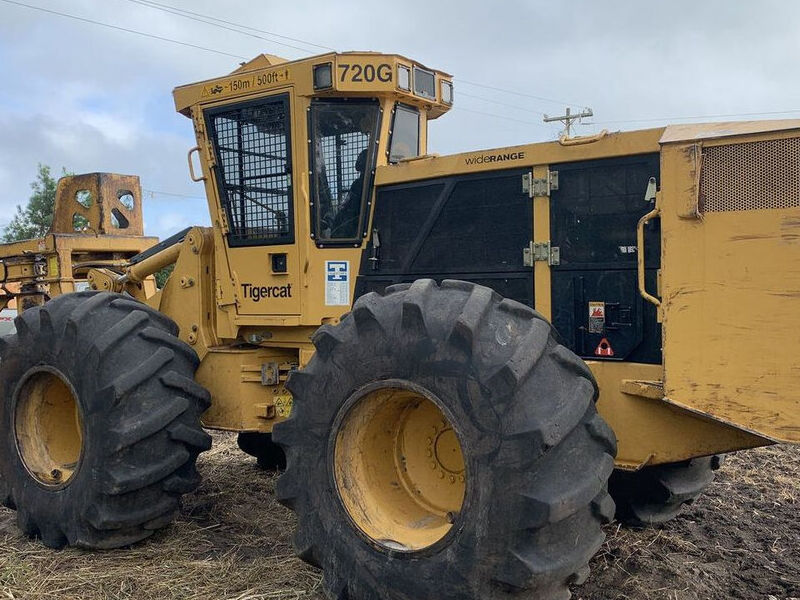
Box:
<box><xmin>173</xmin><ymin>52</ymin><xmax>452</xmax><ymax>248</ymax></box>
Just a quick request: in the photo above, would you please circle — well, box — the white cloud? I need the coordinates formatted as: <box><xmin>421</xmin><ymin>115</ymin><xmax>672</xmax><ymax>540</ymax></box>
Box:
<box><xmin>0</xmin><ymin>0</ymin><xmax>798</xmax><ymax>239</ymax></box>
<box><xmin>155</xmin><ymin>211</ymin><xmax>194</xmax><ymax>232</ymax></box>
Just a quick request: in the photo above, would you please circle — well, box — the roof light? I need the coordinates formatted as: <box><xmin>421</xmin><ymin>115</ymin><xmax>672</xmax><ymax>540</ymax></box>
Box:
<box><xmin>441</xmin><ymin>80</ymin><xmax>453</xmax><ymax>105</ymax></box>
<box><xmin>313</xmin><ymin>63</ymin><xmax>333</xmax><ymax>90</ymax></box>
<box><xmin>397</xmin><ymin>65</ymin><xmax>411</xmax><ymax>91</ymax></box>
<box><xmin>413</xmin><ymin>66</ymin><xmax>435</xmax><ymax>100</ymax></box>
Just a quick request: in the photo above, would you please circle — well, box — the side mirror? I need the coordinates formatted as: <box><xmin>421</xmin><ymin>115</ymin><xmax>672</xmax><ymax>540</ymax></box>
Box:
<box><xmin>644</xmin><ymin>176</ymin><xmax>657</xmax><ymax>203</ymax></box>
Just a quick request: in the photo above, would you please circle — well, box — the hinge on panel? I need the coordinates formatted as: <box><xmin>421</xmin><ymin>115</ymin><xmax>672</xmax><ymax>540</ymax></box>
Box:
<box><xmin>261</xmin><ymin>362</ymin><xmax>280</xmax><ymax>386</ymax></box>
<box><xmin>522</xmin><ymin>170</ymin><xmax>559</xmax><ymax>198</ymax></box>
<box><xmin>523</xmin><ymin>241</ymin><xmax>561</xmax><ymax>266</ymax></box>
<box><xmin>523</xmin><ymin>242</ymin><xmax>533</xmax><ymax>266</ymax></box>
<box><xmin>260</xmin><ymin>361</ymin><xmax>297</xmax><ymax>387</ymax></box>
<box><xmin>205</xmin><ymin>143</ymin><xmax>217</xmax><ymax>168</ymax></box>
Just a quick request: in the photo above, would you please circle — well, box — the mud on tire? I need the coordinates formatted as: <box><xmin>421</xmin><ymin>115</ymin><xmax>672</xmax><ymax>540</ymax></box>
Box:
<box><xmin>273</xmin><ymin>280</ymin><xmax>618</xmax><ymax>600</ymax></box>
<box><xmin>0</xmin><ymin>291</ymin><xmax>211</xmax><ymax>549</ymax></box>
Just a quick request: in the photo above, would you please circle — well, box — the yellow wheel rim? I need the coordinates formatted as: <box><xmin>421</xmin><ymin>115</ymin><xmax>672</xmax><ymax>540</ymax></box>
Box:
<box><xmin>14</xmin><ymin>368</ymin><xmax>84</xmax><ymax>487</ymax></box>
<box><xmin>334</xmin><ymin>384</ymin><xmax>466</xmax><ymax>551</ymax></box>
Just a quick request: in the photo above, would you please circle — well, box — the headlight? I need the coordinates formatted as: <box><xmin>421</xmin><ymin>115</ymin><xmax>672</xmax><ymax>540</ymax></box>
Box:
<box><xmin>313</xmin><ymin>63</ymin><xmax>333</xmax><ymax>90</ymax></box>
<box><xmin>441</xmin><ymin>80</ymin><xmax>453</xmax><ymax>105</ymax></box>
<box><xmin>397</xmin><ymin>65</ymin><xmax>411</xmax><ymax>91</ymax></box>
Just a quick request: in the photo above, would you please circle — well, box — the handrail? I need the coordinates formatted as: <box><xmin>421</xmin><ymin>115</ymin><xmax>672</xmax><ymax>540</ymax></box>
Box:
<box><xmin>188</xmin><ymin>146</ymin><xmax>206</xmax><ymax>182</ymax></box>
<box><xmin>637</xmin><ymin>206</ymin><xmax>661</xmax><ymax>307</ymax></box>
<box><xmin>558</xmin><ymin>129</ymin><xmax>609</xmax><ymax>146</ymax></box>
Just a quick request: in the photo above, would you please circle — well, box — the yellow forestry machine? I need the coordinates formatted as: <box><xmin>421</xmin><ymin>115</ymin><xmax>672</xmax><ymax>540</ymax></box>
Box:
<box><xmin>0</xmin><ymin>51</ymin><xmax>798</xmax><ymax>599</ymax></box>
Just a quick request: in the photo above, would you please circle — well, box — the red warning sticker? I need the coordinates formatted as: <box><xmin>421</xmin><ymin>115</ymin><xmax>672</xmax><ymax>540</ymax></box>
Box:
<box><xmin>588</xmin><ymin>301</ymin><xmax>605</xmax><ymax>319</ymax></box>
<box><xmin>594</xmin><ymin>338</ymin><xmax>614</xmax><ymax>357</ymax></box>
<box><xmin>588</xmin><ymin>301</ymin><xmax>606</xmax><ymax>334</ymax></box>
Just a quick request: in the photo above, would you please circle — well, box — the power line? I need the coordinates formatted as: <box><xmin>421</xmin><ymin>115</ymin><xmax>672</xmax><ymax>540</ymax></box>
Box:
<box><xmin>0</xmin><ymin>1</ymin><xmax>556</xmax><ymax>128</ymax></box>
<box><xmin>121</xmin><ymin>0</ymin><xmax>588</xmax><ymax>113</ymax></box>
<box><xmin>143</xmin><ymin>188</ymin><xmax>206</xmax><ymax>200</ymax></box>
<box><xmin>458</xmin><ymin>91</ymin><xmax>546</xmax><ymax>117</ymax></box>
<box><xmin>451</xmin><ymin>107</ymin><xmax>558</xmax><ymax>129</ymax></box>
<box><xmin>459</xmin><ymin>79</ymin><xmax>586</xmax><ymax>109</ymax></box>
<box><xmin>122</xmin><ymin>0</ymin><xmax>588</xmax><ymax>114</ymax></box>
<box><xmin>123</xmin><ymin>0</ymin><xmax>329</xmax><ymax>56</ymax></box>
<box><xmin>0</xmin><ymin>0</ymin><xmax>246</xmax><ymax>59</ymax></box>
<box><xmin>0</xmin><ymin>0</ymin><xmax>587</xmax><ymax>128</ymax></box>
<box><xmin>6</xmin><ymin>0</ymin><xmax>791</xmax><ymax>135</ymax></box>
<box><xmin>125</xmin><ymin>0</ymin><xmax>335</xmax><ymax>52</ymax></box>
<box><xmin>587</xmin><ymin>109</ymin><xmax>800</xmax><ymax>125</ymax></box>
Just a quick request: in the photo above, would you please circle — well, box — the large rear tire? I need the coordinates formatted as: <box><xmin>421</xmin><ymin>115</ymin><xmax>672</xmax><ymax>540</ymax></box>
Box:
<box><xmin>273</xmin><ymin>280</ymin><xmax>617</xmax><ymax>600</ymax></box>
<box><xmin>0</xmin><ymin>292</ymin><xmax>211</xmax><ymax>549</ymax></box>
<box><xmin>237</xmin><ymin>432</ymin><xmax>286</xmax><ymax>470</ymax></box>
<box><xmin>608</xmin><ymin>455</ymin><xmax>723</xmax><ymax>526</ymax></box>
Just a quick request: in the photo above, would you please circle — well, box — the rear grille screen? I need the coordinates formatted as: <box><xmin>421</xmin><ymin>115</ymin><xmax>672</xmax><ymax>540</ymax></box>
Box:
<box><xmin>700</xmin><ymin>136</ymin><xmax>800</xmax><ymax>212</ymax></box>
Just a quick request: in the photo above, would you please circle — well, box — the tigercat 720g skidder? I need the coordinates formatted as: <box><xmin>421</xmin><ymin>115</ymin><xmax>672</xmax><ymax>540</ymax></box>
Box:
<box><xmin>0</xmin><ymin>51</ymin><xmax>798</xmax><ymax>599</ymax></box>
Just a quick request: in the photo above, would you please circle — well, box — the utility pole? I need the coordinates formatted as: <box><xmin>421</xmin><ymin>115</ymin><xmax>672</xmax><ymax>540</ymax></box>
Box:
<box><xmin>543</xmin><ymin>107</ymin><xmax>593</xmax><ymax>137</ymax></box>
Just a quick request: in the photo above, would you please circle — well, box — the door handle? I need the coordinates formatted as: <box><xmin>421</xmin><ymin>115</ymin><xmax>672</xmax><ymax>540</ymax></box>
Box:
<box><xmin>637</xmin><ymin>206</ymin><xmax>661</xmax><ymax>307</ymax></box>
<box><xmin>188</xmin><ymin>146</ymin><xmax>206</xmax><ymax>182</ymax></box>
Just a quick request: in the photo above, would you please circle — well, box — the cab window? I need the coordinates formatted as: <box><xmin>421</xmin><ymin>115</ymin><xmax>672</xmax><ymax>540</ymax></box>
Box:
<box><xmin>389</xmin><ymin>104</ymin><xmax>420</xmax><ymax>163</ymax></box>
<box><xmin>309</xmin><ymin>99</ymin><xmax>380</xmax><ymax>243</ymax></box>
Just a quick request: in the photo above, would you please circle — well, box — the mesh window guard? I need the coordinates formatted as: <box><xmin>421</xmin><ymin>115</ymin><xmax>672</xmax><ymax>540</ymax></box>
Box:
<box><xmin>209</xmin><ymin>95</ymin><xmax>294</xmax><ymax>246</ymax></box>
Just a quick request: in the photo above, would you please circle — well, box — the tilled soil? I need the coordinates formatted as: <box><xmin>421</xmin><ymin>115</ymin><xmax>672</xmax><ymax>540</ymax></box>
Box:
<box><xmin>581</xmin><ymin>444</ymin><xmax>800</xmax><ymax>600</ymax></box>
<box><xmin>0</xmin><ymin>433</ymin><xmax>797</xmax><ymax>600</ymax></box>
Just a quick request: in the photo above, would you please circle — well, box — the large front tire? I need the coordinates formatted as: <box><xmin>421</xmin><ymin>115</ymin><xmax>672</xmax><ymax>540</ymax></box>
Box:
<box><xmin>274</xmin><ymin>280</ymin><xmax>617</xmax><ymax>600</ymax></box>
<box><xmin>0</xmin><ymin>292</ymin><xmax>211</xmax><ymax>549</ymax></box>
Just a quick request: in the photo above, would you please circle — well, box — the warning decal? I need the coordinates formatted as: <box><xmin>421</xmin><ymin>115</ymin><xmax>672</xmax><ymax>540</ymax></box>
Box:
<box><xmin>588</xmin><ymin>301</ymin><xmax>606</xmax><ymax>334</ymax></box>
<box><xmin>594</xmin><ymin>338</ymin><xmax>614</xmax><ymax>357</ymax></box>
<box><xmin>588</xmin><ymin>302</ymin><xmax>606</xmax><ymax>318</ymax></box>
<box><xmin>325</xmin><ymin>260</ymin><xmax>350</xmax><ymax>306</ymax></box>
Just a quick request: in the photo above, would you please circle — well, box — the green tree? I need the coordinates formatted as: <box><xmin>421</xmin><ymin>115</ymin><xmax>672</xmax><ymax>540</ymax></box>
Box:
<box><xmin>3</xmin><ymin>164</ymin><xmax>68</xmax><ymax>242</ymax></box>
<box><xmin>155</xmin><ymin>264</ymin><xmax>175</xmax><ymax>289</ymax></box>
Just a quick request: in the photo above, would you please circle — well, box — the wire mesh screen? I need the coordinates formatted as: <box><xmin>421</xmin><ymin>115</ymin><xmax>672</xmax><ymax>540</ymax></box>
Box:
<box><xmin>700</xmin><ymin>136</ymin><xmax>800</xmax><ymax>212</ymax></box>
<box><xmin>210</xmin><ymin>96</ymin><xmax>293</xmax><ymax>245</ymax></box>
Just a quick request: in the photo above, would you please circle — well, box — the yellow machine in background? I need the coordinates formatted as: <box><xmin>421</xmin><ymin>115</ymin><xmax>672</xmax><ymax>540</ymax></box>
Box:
<box><xmin>0</xmin><ymin>50</ymin><xmax>797</xmax><ymax>600</ymax></box>
<box><xmin>0</xmin><ymin>172</ymin><xmax>157</xmax><ymax>311</ymax></box>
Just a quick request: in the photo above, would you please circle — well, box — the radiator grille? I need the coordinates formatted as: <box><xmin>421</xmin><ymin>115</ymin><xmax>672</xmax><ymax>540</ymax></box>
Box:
<box><xmin>700</xmin><ymin>136</ymin><xmax>800</xmax><ymax>212</ymax></box>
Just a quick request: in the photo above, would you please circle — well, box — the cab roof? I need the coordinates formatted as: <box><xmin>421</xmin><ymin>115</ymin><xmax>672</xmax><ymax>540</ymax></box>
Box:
<box><xmin>173</xmin><ymin>51</ymin><xmax>454</xmax><ymax>119</ymax></box>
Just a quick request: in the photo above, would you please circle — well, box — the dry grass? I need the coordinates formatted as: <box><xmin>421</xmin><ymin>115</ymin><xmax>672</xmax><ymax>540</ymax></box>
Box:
<box><xmin>0</xmin><ymin>433</ymin><xmax>322</xmax><ymax>600</ymax></box>
<box><xmin>1</xmin><ymin>434</ymin><xmax>798</xmax><ymax>599</ymax></box>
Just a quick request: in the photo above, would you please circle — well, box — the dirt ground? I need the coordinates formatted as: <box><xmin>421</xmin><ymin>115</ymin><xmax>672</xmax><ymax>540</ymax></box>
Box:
<box><xmin>0</xmin><ymin>433</ymin><xmax>797</xmax><ymax>600</ymax></box>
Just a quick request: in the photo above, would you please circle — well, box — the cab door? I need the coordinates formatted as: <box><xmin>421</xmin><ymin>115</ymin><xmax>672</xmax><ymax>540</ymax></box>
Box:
<box><xmin>205</xmin><ymin>92</ymin><xmax>301</xmax><ymax>316</ymax></box>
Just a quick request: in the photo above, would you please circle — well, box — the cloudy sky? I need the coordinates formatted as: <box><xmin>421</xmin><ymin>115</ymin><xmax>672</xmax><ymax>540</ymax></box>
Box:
<box><xmin>0</xmin><ymin>0</ymin><xmax>798</xmax><ymax>239</ymax></box>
